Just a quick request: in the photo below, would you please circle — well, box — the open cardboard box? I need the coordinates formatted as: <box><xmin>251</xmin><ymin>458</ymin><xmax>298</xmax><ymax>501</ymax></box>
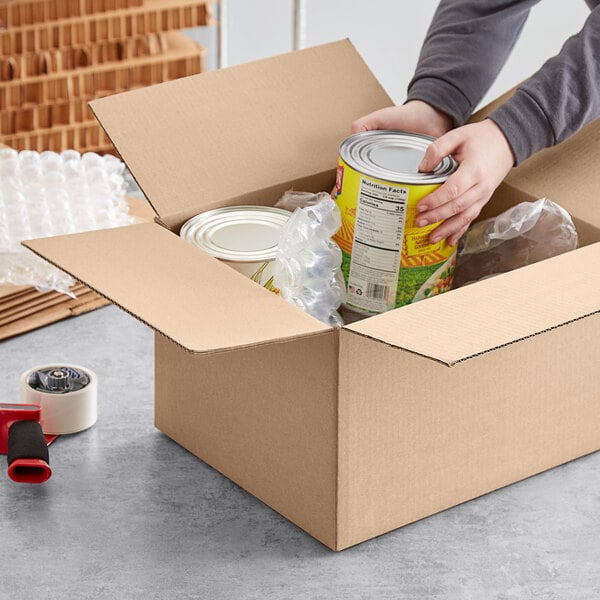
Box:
<box><xmin>24</xmin><ymin>40</ymin><xmax>600</xmax><ymax>551</ymax></box>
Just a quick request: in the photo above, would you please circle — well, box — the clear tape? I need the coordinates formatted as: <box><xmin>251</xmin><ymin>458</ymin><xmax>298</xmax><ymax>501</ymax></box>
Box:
<box><xmin>20</xmin><ymin>364</ymin><xmax>98</xmax><ymax>435</ymax></box>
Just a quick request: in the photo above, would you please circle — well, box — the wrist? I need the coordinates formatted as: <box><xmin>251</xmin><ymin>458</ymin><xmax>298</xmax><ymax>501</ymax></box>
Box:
<box><xmin>405</xmin><ymin>100</ymin><xmax>453</xmax><ymax>138</ymax></box>
<box><xmin>484</xmin><ymin>118</ymin><xmax>516</xmax><ymax>168</ymax></box>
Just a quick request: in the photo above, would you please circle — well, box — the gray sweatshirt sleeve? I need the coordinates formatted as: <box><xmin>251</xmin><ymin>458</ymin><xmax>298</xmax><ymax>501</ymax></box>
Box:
<box><xmin>407</xmin><ymin>1</ymin><xmax>600</xmax><ymax>165</ymax></box>
<box><xmin>489</xmin><ymin>7</ymin><xmax>600</xmax><ymax>164</ymax></box>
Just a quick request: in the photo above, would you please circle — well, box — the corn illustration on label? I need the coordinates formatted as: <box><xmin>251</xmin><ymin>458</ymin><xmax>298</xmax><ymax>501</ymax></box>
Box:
<box><xmin>333</xmin><ymin>157</ymin><xmax>457</xmax><ymax>314</ymax></box>
<box><xmin>249</xmin><ymin>260</ymin><xmax>280</xmax><ymax>294</ymax></box>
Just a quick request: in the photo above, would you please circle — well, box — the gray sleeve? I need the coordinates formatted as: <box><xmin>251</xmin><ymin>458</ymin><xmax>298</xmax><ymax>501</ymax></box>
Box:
<box><xmin>406</xmin><ymin>0</ymin><xmax>541</xmax><ymax>127</ymax></box>
<box><xmin>489</xmin><ymin>7</ymin><xmax>600</xmax><ymax>164</ymax></box>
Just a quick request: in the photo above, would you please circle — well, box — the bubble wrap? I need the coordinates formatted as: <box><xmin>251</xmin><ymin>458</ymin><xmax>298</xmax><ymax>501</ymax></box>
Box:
<box><xmin>274</xmin><ymin>197</ymin><xmax>345</xmax><ymax>326</ymax></box>
<box><xmin>0</xmin><ymin>149</ymin><xmax>136</xmax><ymax>296</ymax></box>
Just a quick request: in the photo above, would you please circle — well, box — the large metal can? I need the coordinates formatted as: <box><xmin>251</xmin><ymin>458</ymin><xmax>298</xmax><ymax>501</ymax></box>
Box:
<box><xmin>332</xmin><ymin>130</ymin><xmax>458</xmax><ymax>315</ymax></box>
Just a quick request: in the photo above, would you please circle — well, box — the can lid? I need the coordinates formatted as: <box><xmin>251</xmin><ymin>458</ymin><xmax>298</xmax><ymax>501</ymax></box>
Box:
<box><xmin>340</xmin><ymin>130</ymin><xmax>457</xmax><ymax>184</ymax></box>
<box><xmin>180</xmin><ymin>206</ymin><xmax>291</xmax><ymax>262</ymax></box>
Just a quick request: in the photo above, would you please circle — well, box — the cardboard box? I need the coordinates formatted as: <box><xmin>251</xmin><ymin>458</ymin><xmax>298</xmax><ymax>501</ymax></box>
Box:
<box><xmin>23</xmin><ymin>40</ymin><xmax>600</xmax><ymax>550</ymax></box>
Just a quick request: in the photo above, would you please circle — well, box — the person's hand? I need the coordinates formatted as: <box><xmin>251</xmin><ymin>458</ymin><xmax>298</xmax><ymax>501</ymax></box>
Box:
<box><xmin>351</xmin><ymin>100</ymin><xmax>453</xmax><ymax>138</ymax></box>
<box><xmin>415</xmin><ymin>119</ymin><xmax>515</xmax><ymax>246</ymax></box>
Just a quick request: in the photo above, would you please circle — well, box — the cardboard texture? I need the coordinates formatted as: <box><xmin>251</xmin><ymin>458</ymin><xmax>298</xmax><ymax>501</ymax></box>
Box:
<box><xmin>0</xmin><ymin>285</ymin><xmax>109</xmax><ymax>340</ymax></box>
<box><xmin>0</xmin><ymin>32</ymin><xmax>204</xmax><ymax>111</ymax></box>
<box><xmin>23</xmin><ymin>39</ymin><xmax>600</xmax><ymax>550</ymax></box>
<box><xmin>1</xmin><ymin>31</ymin><xmax>206</xmax><ymax>153</ymax></box>
<box><xmin>155</xmin><ymin>331</ymin><xmax>340</xmax><ymax>549</ymax></box>
<box><xmin>0</xmin><ymin>283</ymin><xmax>87</xmax><ymax>320</ymax></box>
<box><xmin>0</xmin><ymin>1</ymin><xmax>210</xmax><ymax>154</ymax></box>
<box><xmin>1</xmin><ymin>1</ymin><xmax>145</xmax><ymax>27</ymax></box>
<box><xmin>337</xmin><ymin>319</ymin><xmax>600</xmax><ymax>548</ymax></box>
<box><xmin>0</xmin><ymin>0</ymin><xmax>212</xmax><ymax>54</ymax></box>
<box><xmin>0</xmin><ymin>32</ymin><xmax>169</xmax><ymax>83</ymax></box>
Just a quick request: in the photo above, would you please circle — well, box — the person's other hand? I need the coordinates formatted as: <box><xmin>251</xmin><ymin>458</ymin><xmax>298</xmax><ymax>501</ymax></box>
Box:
<box><xmin>351</xmin><ymin>100</ymin><xmax>453</xmax><ymax>138</ymax></box>
<box><xmin>415</xmin><ymin>119</ymin><xmax>515</xmax><ymax>247</ymax></box>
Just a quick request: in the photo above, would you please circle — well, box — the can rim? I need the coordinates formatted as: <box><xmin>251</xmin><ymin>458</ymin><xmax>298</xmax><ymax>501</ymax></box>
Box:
<box><xmin>179</xmin><ymin>205</ymin><xmax>290</xmax><ymax>262</ymax></box>
<box><xmin>340</xmin><ymin>130</ymin><xmax>457</xmax><ymax>184</ymax></box>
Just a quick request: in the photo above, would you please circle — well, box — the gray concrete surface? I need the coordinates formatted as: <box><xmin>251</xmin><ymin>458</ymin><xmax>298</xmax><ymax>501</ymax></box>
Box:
<box><xmin>1</xmin><ymin>304</ymin><xmax>600</xmax><ymax>599</ymax></box>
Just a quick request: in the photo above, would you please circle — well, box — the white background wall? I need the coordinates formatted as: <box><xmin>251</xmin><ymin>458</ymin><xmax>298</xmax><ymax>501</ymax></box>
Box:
<box><xmin>187</xmin><ymin>0</ymin><xmax>590</xmax><ymax>110</ymax></box>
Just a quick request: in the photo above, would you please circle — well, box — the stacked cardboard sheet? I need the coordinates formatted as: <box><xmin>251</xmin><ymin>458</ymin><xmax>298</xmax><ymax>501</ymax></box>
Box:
<box><xmin>0</xmin><ymin>0</ymin><xmax>212</xmax><ymax>154</ymax></box>
<box><xmin>0</xmin><ymin>281</ymin><xmax>109</xmax><ymax>339</ymax></box>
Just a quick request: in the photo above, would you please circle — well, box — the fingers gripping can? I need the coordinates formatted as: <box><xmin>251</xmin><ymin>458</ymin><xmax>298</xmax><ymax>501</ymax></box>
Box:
<box><xmin>332</xmin><ymin>130</ymin><xmax>458</xmax><ymax>316</ymax></box>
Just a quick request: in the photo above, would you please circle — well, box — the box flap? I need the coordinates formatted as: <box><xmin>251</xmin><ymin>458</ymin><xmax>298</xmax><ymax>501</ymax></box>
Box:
<box><xmin>23</xmin><ymin>224</ymin><xmax>330</xmax><ymax>352</ymax></box>
<box><xmin>89</xmin><ymin>39</ymin><xmax>393</xmax><ymax>218</ymax></box>
<box><xmin>347</xmin><ymin>243</ymin><xmax>600</xmax><ymax>365</ymax></box>
<box><xmin>473</xmin><ymin>88</ymin><xmax>600</xmax><ymax>227</ymax></box>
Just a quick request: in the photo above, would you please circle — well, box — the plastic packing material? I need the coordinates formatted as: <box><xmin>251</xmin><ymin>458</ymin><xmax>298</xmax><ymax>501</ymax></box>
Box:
<box><xmin>453</xmin><ymin>197</ymin><xmax>578</xmax><ymax>288</ymax></box>
<box><xmin>0</xmin><ymin>148</ymin><xmax>136</xmax><ymax>295</ymax></box>
<box><xmin>274</xmin><ymin>192</ymin><xmax>345</xmax><ymax>326</ymax></box>
<box><xmin>274</xmin><ymin>190</ymin><xmax>331</xmax><ymax>211</ymax></box>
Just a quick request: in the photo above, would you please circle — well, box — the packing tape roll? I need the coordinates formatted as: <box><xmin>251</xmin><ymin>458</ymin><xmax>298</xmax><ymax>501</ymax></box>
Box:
<box><xmin>19</xmin><ymin>365</ymin><xmax>98</xmax><ymax>435</ymax></box>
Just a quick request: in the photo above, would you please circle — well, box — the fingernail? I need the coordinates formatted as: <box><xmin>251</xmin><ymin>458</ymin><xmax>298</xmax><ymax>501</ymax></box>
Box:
<box><xmin>431</xmin><ymin>235</ymin><xmax>441</xmax><ymax>243</ymax></box>
<box><xmin>417</xmin><ymin>204</ymin><xmax>427</xmax><ymax>212</ymax></box>
<box><xmin>416</xmin><ymin>218</ymin><xmax>428</xmax><ymax>227</ymax></box>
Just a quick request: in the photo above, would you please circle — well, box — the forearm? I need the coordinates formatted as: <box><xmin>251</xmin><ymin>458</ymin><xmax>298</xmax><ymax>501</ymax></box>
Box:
<box><xmin>407</xmin><ymin>0</ymin><xmax>541</xmax><ymax>126</ymax></box>
<box><xmin>489</xmin><ymin>6</ymin><xmax>600</xmax><ymax>164</ymax></box>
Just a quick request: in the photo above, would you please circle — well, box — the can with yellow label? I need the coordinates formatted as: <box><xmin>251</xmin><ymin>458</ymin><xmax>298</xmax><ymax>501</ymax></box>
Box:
<box><xmin>332</xmin><ymin>130</ymin><xmax>458</xmax><ymax>316</ymax></box>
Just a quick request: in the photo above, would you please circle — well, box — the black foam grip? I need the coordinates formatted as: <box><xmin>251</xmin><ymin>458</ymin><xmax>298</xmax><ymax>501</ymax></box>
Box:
<box><xmin>7</xmin><ymin>420</ymin><xmax>49</xmax><ymax>466</ymax></box>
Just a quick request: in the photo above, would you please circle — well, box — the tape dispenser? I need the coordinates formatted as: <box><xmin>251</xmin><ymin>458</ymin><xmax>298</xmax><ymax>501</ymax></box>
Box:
<box><xmin>1</xmin><ymin>365</ymin><xmax>97</xmax><ymax>484</ymax></box>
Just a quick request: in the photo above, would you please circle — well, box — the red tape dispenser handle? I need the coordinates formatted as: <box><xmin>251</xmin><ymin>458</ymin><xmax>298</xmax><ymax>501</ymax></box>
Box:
<box><xmin>0</xmin><ymin>404</ymin><xmax>52</xmax><ymax>484</ymax></box>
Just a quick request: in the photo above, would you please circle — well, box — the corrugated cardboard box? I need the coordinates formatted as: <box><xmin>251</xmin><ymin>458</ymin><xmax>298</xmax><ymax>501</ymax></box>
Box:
<box><xmin>24</xmin><ymin>40</ymin><xmax>600</xmax><ymax>550</ymax></box>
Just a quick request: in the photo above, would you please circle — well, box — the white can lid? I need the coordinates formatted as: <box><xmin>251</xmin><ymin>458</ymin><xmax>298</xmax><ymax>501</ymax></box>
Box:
<box><xmin>340</xmin><ymin>130</ymin><xmax>457</xmax><ymax>184</ymax></box>
<box><xmin>180</xmin><ymin>205</ymin><xmax>291</xmax><ymax>262</ymax></box>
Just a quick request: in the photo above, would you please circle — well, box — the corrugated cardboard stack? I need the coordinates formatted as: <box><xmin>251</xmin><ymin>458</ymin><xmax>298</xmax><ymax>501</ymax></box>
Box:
<box><xmin>0</xmin><ymin>281</ymin><xmax>110</xmax><ymax>338</ymax></box>
<box><xmin>0</xmin><ymin>0</ymin><xmax>212</xmax><ymax>153</ymax></box>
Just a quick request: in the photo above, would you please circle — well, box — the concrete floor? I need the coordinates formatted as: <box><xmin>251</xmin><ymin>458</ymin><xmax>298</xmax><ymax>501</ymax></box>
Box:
<box><xmin>2</xmin><ymin>305</ymin><xmax>600</xmax><ymax>599</ymax></box>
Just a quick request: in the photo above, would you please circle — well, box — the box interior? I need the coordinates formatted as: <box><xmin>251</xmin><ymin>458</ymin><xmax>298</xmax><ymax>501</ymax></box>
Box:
<box><xmin>23</xmin><ymin>39</ymin><xmax>600</xmax><ymax>356</ymax></box>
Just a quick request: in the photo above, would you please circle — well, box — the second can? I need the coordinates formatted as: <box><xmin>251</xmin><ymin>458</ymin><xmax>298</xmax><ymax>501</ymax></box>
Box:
<box><xmin>179</xmin><ymin>206</ymin><xmax>290</xmax><ymax>293</ymax></box>
<box><xmin>332</xmin><ymin>130</ymin><xmax>459</xmax><ymax>316</ymax></box>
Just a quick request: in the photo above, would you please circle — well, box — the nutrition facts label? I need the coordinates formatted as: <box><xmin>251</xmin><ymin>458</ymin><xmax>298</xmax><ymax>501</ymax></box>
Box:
<box><xmin>347</xmin><ymin>178</ymin><xmax>408</xmax><ymax>313</ymax></box>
